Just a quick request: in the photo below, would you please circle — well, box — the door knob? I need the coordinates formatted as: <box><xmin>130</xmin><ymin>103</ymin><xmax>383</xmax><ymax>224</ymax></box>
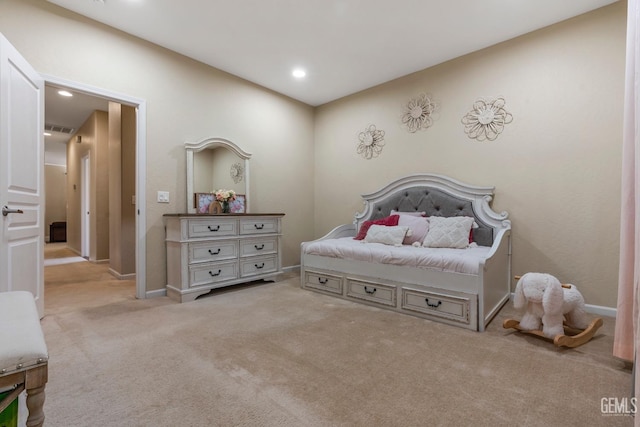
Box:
<box><xmin>2</xmin><ymin>206</ymin><xmax>24</xmax><ymax>216</ymax></box>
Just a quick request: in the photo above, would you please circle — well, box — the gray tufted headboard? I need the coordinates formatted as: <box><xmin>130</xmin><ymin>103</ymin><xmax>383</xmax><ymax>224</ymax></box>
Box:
<box><xmin>354</xmin><ymin>174</ymin><xmax>511</xmax><ymax>247</ymax></box>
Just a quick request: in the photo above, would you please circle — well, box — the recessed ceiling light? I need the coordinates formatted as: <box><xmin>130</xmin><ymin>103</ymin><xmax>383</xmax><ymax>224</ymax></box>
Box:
<box><xmin>43</xmin><ymin>132</ymin><xmax>52</xmax><ymax>137</ymax></box>
<box><xmin>292</xmin><ymin>69</ymin><xmax>306</xmax><ymax>78</ymax></box>
<box><xmin>58</xmin><ymin>90</ymin><xmax>73</xmax><ymax>97</ymax></box>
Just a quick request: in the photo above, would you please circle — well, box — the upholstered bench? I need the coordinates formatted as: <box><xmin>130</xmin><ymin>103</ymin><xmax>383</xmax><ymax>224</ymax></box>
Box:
<box><xmin>0</xmin><ymin>291</ymin><xmax>48</xmax><ymax>427</ymax></box>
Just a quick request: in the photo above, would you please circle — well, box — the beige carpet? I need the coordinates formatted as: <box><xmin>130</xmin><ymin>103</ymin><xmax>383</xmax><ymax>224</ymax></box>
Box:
<box><xmin>41</xmin><ymin>255</ymin><xmax>632</xmax><ymax>426</ymax></box>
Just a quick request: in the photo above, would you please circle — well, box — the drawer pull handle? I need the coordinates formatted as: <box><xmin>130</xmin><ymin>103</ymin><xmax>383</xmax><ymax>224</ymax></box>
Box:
<box><xmin>318</xmin><ymin>277</ymin><xmax>328</xmax><ymax>284</ymax></box>
<box><xmin>364</xmin><ymin>286</ymin><xmax>377</xmax><ymax>295</ymax></box>
<box><xmin>254</xmin><ymin>244</ymin><xmax>265</xmax><ymax>250</ymax></box>
<box><xmin>425</xmin><ymin>298</ymin><xmax>442</xmax><ymax>308</ymax></box>
<box><xmin>207</xmin><ymin>225</ymin><xmax>220</xmax><ymax>232</ymax></box>
<box><xmin>254</xmin><ymin>223</ymin><xmax>264</xmax><ymax>230</ymax></box>
<box><xmin>209</xmin><ymin>269</ymin><xmax>222</xmax><ymax>277</ymax></box>
<box><xmin>208</xmin><ymin>248</ymin><xmax>221</xmax><ymax>255</ymax></box>
<box><xmin>254</xmin><ymin>263</ymin><xmax>265</xmax><ymax>269</ymax></box>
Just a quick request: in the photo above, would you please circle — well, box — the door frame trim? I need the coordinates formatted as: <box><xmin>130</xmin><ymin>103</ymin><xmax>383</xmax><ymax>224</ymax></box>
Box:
<box><xmin>42</xmin><ymin>73</ymin><xmax>147</xmax><ymax>299</ymax></box>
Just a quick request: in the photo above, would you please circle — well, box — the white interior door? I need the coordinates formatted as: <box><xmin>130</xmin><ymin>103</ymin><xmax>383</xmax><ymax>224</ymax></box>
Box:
<box><xmin>0</xmin><ymin>33</ymin><xmax>45</xmax><ymax>316</ymax></box>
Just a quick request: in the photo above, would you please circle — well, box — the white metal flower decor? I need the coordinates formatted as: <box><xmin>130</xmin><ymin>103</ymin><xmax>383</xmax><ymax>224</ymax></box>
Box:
<box><xmin>461</xmin><ymin>97</ymin><xmax>513</xmax><ymax>141</ymax></box>
<box><xmin>230</xmin><ymin>162</ymin><xmax>244</xmax><ymax>184</ymax></box>
<box><xmin>402</xmin><ymin>93</ymin><xmax>438</xmax><ymax>133</ymax></box>
<box><xmin>357</xmin><ymin>125</ymin><xmax>386</xmax><ymax>159</ymax></box>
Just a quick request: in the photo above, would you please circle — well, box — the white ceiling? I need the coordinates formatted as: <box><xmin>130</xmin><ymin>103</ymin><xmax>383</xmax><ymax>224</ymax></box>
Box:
<box><xmin>43</xmin><ymin>0</ymin><xmax>619</xmax><ymax>149</ymax></box>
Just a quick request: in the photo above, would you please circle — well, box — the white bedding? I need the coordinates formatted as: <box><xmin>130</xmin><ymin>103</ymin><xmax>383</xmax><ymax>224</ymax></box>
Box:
<box><xmin>302</xmin><ymin>237</ymin><xmax>491</xmax><ymax>275</ymax></box>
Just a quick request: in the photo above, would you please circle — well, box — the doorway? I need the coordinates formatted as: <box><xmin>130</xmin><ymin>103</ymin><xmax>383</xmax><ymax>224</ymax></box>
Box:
<box><xmin>43</xmin><ymin>74</ymin><xmax>147</xmax><ymax>300</ymax></box>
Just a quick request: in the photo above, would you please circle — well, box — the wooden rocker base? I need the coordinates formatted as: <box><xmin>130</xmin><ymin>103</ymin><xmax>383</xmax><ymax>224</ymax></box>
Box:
<box><xmin>503</xmin><ymin>317</ymin><xmax>604</xmax><ymax>348</ymax></box>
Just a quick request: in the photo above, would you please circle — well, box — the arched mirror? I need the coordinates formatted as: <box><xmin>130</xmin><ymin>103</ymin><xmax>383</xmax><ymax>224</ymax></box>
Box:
<box><xmin>185</xmin><ymin>137</ymin><xmax>251</xmax><ymax>214</ymax></box>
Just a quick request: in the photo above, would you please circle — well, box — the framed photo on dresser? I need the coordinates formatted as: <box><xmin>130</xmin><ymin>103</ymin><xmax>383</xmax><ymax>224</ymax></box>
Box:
<box><xmin>194</xmin><ymin>193</ymin><xmax>214</xmax><ymax>214</ymax></box>
<box><xmin>229</xmin><ymin>194</ymin><xmax>246</xmax><ymax>213</ymax></box>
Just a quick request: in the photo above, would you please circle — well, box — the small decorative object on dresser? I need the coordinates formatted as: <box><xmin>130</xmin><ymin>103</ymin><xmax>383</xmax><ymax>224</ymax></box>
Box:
<box><xmin>195</xmin><ymin>193</ymin><xmax>215</xmax><ymax>214</ymax></box>
<box><xmin>208</xmin><ymin>201</ymin><xmax>222</xmax><ymax>214</ymax></box>
<box><xmin>229</xmin><ymin>195</ymin><xmax>246</xmax><ymax>214</ymax></box>
<box><xmin>213</xmin><ymin>189</ymin><xmax>236</xmax><ymax>213</ymax></box>
<box><xmin>164</xmin><ymin>213</ymin><xmax>285</xmax><ymax>302</ymax></box>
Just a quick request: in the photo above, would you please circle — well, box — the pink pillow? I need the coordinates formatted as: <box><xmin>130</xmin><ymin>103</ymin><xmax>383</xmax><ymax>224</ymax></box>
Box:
<box><xmin>397</xmin><ymin>214</ymin><xmax>430</xmax><ymax>245</ymax></box>
<box><xmin>354</xmin><ymin>215</ymin><xmax>399</xmax><ymax>240</ymax></box>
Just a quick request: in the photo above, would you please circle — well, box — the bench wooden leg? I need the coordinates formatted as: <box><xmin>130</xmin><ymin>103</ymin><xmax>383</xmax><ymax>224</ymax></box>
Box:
<box><xmin>25</xmin><ymin>384</ymin><xmax>46</xmax><ymax>427</ymax></box>
<box><xmin>25</xmin><ymin>364</ymin><xmax>47</xmax><ymax>427</ymax></box>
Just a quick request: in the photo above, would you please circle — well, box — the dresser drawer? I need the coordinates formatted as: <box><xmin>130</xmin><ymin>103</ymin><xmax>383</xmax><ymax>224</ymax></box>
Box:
<box><xmin>303</xmin><ymin>270</ymin><xmax>343</xmax><ymax>295</ymax></box>
<box><xmin>239</xmin><ymin>218</ymin><xmax>279</xmax><ymax>235</ymax></box>
<box><xmin>401</xmin><ymin>287</ymin><xmax>473</xmax><ymax>325</ymax></box>
<box><xmin>189</xmin><ymin>261</ymin><xmax>238</xmax><ymax>287</ymax></box>
<box><xmin>346</xmin><ymin>278</ymin><xmax>396</xmax><ymax>307</ymax></box>
<box><xmin>189</xmin><ymin>240</ymin><xmax>238</xmax><ymax>264</ymax></box>
<box><xmin>187</xmin><ymin>218</ymin><xmax>237</xmax><ymax>238</ymax></box>
<box><xmin>239</xmin><ymin>255</ymin><xmax>278</xmax><ymax>277</ymax></box>
<box><xmin>240</xmin><ymin>237</ymin><xmax>278</xmax><ymax>257</ymax></box>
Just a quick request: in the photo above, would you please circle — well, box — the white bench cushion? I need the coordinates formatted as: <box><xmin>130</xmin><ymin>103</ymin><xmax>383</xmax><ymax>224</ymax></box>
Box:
<box><xmin>0</xmin><ymin>291</ymin><xmax>48</xmax><ymax>374</ymax></box>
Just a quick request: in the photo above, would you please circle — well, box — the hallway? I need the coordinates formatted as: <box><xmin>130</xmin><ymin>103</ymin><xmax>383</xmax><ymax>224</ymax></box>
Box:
<box><xmin>44</xmin><ymin>243</ymin><xmax>135</xmax><ymax>315</ymax></box>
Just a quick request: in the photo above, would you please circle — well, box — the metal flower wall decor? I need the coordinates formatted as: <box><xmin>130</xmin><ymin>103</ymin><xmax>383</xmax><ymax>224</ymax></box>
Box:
<box><xmin>402</xmin><ymin>93</ymin><xmax>438</xmax><ymax>133</ymax></box>
<box><xmin>230</xmin><ymin>162</ymin><xmax>244</xmax><ymax>184</ymax></box>
<box><xmin>357</xmin><ymin>124</ymin><xmax>386</xmax><ymax>159</ymax></box>
<box><xmin>461</xmin><ymin>97</ymin><xmax>513</xmax><ymax>141</ymax></box>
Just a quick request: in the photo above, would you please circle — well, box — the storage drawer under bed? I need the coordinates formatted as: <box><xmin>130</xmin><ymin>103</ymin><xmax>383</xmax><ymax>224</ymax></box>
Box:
<box><xmin>346</xmin><ymin>278</ymin><xmax>396</xmax><ymax>307</ymax></box>
<box><xmin>303</xmin><ymin>270</ymin><xmax>343</xmax><ymax>295</ymax></box>
<box><xmin>401</xmin><ymin>287</ymin><xmax>475</xmax><ymax>326</ymax></box>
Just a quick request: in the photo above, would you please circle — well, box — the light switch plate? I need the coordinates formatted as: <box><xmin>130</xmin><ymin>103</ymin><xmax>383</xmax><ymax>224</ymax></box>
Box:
<box><xmin>157</xmin><ymin>191</ymin><xmax>170</xmax><ymax>203</ymax></box>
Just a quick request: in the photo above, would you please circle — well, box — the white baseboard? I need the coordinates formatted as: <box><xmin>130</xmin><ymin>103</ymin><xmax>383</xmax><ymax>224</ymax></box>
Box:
<box><xmin>282</xmin><ymin>265</ymin><xmax>300</xmax><ymax>273</ymax></box>
<box><xmin>145</xmin><ymin>288</ymin><xmax>167</xmax><ymax>299</ymax></box>
<box><xmin>108</xmin><ymin>268</ymin><xmax>136</xmax><ymax>281</ymax></box>
<box><xmin>584</xmin><ymin>303</ymin><xmax>616</xmax><ymax>318</ymax></box>
<box><xmin>509</xmin><ymin>293</ymin><xmax>616</xmax><ymax>318</ymax></box>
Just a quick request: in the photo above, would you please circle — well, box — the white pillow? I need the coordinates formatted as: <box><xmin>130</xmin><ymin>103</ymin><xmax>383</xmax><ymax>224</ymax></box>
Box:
<box><xmin>396</xmin><ymin>214</ymin><xmax>429</xmax><ymax>245</ymax></box>
<box><xmin>422</xmin><ymin>216</ymin><xmax>474</xmax><ymax>249</ymax></box>
<box><xmin>364</xmin><ymin>225</ymin><xmax>410</xmax><ymax>246</ymax></box>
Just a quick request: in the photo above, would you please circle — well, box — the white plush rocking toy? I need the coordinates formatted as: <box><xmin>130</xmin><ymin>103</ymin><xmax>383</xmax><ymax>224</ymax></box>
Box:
<box><xmin>503</xmin><ymin>272</ymin><xmax>603</xmax><ymax>348</ymax></box>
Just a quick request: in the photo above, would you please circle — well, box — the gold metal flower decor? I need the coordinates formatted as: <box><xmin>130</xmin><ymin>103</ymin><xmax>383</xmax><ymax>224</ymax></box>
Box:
<box><xmin>402</xmin><ymin>93</ymin><xmax>438</xmax><ymax>132</ymax></box>
<box><xmin>357</xmin><ymin>125</ymin><xmax>386</xmax><ymax>159</ymax></box>
<box><xmin>461</xmin><ymin>97</ymin><xmax>513</xmax><ymax>141</ymax></box>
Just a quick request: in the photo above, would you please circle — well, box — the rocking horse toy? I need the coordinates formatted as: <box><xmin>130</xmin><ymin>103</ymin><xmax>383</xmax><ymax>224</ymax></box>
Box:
<box><xmin>503</xmin><ymin>272</ymin><xmax>603</xmax><ymax>348</ymax></box>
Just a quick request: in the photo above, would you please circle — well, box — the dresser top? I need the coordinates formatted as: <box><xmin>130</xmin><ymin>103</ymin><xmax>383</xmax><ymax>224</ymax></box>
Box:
<box><xmin>163</xmin><ymin>213</ymin><xmax>285</xmax><ymax>217</ymax></box>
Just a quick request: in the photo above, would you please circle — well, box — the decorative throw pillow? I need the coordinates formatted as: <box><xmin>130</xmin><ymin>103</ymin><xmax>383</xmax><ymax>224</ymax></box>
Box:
<box><xmin>354</xmin><ymin>215</ymin><xmax>399</xmax><ymax>240</ymax></box>
<box><xmin>422</xmin><ymin>216</ymin><xmax>474</xmax><ymax>249</ymax></box>
<box><xmin>364</xmin><ymin>225</ymin><xmax>410</xmax><ymax>246</ymax></box>
<box><xmin>396</xmin><ymin>214</ymin><xmax>430</xmax><ymax>245</ymax></box>
<box><xmin>391</xmin><ymin>210</ymin><xmax>426</xmax><ymax>217</ymax></box>
<box><xmin>469</xmin><ymin>221</ymin><xmax>480</xmax><ymax>243</ymax></box>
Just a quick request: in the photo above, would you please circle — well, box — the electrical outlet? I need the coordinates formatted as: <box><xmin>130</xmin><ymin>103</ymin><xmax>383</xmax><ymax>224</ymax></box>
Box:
<box><xmin>131</xmin><ymin>195</ymin><xmax>136</xmax><ymax>205</ymax></box>
<box><xmin>157</xmin><ymin>191</ymin><xmax>170</xmax><ymax>203</ymax></box>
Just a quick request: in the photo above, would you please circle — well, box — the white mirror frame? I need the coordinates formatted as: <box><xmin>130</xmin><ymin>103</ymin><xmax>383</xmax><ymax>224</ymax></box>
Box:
<box><xmin>185</xmin><ymin>137</ymin><xmax>252</xmax><ymax>214</ymax></box>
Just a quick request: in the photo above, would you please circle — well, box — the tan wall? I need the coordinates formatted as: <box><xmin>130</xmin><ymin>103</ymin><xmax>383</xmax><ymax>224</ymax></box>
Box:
<box><xmin>0</xmin><ymin>0</ymin><xmax>315</xmax><ymax>292</ymax></box>
<box><xmin>66</xmin><ymin>111</ymin><xmax>110</xmax><ymax>261</ymax></box>
<box><xmin>108</xmin><ymin>103</ymin><xmax>136</xmax><ymax>276</ymax></box>
<box><xmin>314</xmin><ymin>2</ymin><xmax>625</xmax><ymax>308</ymax></box>
<box><xmin>1</xmin><ymin>0</ymin><xmax>625</xmax><ymax>308</ymax></box>
<box><xmin>44</xmin><ymin>164</ymin><xmax>67</xmax><ymax>241</ymax></box>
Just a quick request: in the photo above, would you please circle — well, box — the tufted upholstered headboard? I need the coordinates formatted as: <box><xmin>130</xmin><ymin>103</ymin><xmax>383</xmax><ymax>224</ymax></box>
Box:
<box><xmin>354</xmin><ymin>174</ymin><xmax>510</xmax><ymax>248</ymax></box>
<box><xmin>364</xmin><ymin>187</ymin><xmax>493</xmax><ymax>247</ymax></box>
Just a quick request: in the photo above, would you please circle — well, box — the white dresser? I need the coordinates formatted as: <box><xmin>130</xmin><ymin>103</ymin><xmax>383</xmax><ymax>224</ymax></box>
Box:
<box><xmin>164</xmin><ymin>213</ymin><xmax>284</xmax><ymax>302</ymax></box>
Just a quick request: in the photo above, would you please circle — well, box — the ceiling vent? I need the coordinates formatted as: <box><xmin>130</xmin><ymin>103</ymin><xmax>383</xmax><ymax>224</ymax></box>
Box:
<box><xmin>44</xmin><ymin>123</ymin><xmax>75</xmax><ymax>134</ymax></box>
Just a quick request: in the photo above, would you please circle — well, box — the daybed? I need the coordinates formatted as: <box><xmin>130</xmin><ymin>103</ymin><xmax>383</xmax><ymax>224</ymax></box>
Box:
<box><xmin>300</xmin><ymin>174</ymin><xmax>512</xmax><ymax>331</ymax></box>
